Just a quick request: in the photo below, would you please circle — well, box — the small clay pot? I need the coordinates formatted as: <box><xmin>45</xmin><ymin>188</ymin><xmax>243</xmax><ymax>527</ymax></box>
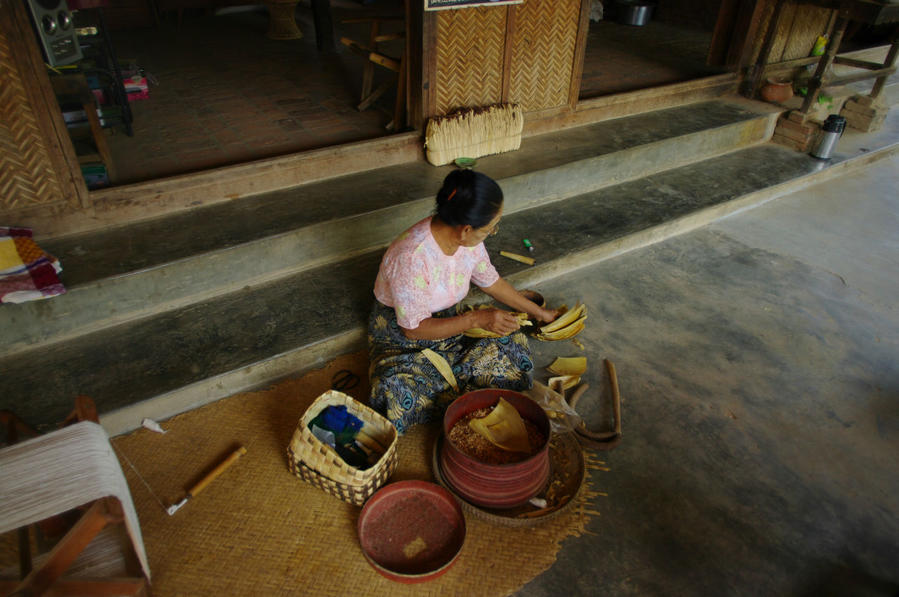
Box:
<box><xmin>760</xmin><ymin>79</ymin><xmax>794</xmax><ymax>104</ymax></box>
<box><xmin>520</xmin><ymin>289</ymin><xmax>545</xmax><ymax>308</ymax></box>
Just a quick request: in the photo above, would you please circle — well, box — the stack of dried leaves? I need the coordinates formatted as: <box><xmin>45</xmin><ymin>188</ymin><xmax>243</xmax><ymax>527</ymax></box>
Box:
<box><xmin>448</xmin><ymin>407</ymin><xmax>546</xmax><ymax>465</ymax></box>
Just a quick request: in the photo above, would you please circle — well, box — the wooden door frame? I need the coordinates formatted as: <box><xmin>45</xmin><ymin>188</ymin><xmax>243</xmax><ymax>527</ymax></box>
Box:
<box><xmin>709</xmin><ymin>0</ymin><xmax>773</xmax><ymax>69</ymax></box>
<box><xmin>2</xmin><ymin>0</ymin><xmax>89</xmax><ymax>213</ymax></box>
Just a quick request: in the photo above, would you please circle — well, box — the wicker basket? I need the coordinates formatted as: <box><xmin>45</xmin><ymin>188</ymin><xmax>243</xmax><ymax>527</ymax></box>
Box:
<box><xmin>287</xmin><ymin>390</ymin><xmax>398</xmax><ymax>506</ymax></box>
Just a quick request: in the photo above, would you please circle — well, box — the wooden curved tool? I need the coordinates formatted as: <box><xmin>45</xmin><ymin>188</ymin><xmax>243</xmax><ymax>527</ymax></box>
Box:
<box><xmin>569</xmin><ymin>358</ymin><xmax>622</xmax><ymax>450</ymax></box>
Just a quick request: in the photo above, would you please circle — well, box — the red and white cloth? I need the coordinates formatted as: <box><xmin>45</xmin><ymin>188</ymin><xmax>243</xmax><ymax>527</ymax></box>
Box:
<box><xmin>0</xmin><ymin>227</ymin><xmax>66</xmax><ymax>304</ymax></box>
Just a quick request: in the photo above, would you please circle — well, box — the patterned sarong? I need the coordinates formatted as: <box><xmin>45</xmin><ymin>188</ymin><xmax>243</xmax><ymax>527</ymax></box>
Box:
<box><xmin>368</xmin><ymin>300</ymin><xmax>534</xmax><ymax>433</ymax></box>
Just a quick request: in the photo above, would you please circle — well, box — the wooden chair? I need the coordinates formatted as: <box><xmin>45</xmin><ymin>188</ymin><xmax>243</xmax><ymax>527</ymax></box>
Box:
<box><xmin>340</xmin><ymin>16</ymin><xmax>406</xmax><ymax>131</ymax></box>
<box><xmin>0</xmin><ymin>403</ymin><xmax>151</xmax><ymax>596</ymax></box>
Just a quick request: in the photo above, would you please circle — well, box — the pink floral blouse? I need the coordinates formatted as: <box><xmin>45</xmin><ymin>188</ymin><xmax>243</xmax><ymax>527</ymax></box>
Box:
<box><xmin>374</xmin><ymin>216</ymin><xmax>500</xmax><ymax>329</ymax></box>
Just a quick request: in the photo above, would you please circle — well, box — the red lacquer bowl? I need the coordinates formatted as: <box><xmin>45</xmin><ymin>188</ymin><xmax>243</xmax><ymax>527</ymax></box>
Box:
<box><xmin>440</xmin><ymin>389</ymin><xmax>551</xmax><ymax>509</ymax></box>
<box><xmin>357</xmin><ymin>481</ymin><xmax>466</xmax><ymax>583</ymax></box>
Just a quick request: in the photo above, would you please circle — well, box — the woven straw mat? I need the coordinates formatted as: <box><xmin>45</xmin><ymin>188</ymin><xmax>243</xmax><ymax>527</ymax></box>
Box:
<box><xmin>110</xmin><ymin>350</ymin><xmax>606</xmax><ymax>596</ymax></box>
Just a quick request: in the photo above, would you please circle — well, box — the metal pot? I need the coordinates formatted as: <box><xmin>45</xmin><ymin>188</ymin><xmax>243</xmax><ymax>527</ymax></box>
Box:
<box><xmin>616</xmin><ymin>0</ymin><xmax>655</xmax><ymax>26</ymax></box>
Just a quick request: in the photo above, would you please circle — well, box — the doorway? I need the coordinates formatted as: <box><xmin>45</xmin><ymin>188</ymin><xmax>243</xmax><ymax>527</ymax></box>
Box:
<box><xmin>87</xmin><ymin>0</ymin><xmax>732</xmax><ymax>187</ymax></box>
<box><xmin>91</xmin><ymin>0</ymin><xmax>405</xmax><ymax>185</ymax></box>
<box><xmin>580</xmin><ymin>0</ymin><xmax>729</xmax><ymax>99</ymax></box>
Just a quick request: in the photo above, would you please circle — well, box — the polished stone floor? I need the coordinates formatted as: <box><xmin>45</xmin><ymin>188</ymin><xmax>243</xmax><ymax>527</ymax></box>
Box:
<box><xmin>518</xmin><ymin>152</ymin><xmax>899</xmax><ymax>596</ymax></box>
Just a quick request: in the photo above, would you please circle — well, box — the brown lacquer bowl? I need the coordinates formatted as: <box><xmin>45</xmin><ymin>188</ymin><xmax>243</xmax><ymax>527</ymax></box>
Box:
<box><xmin>439</xmin><ymin>389</ymin><xmax>551</xmax><ymax>509</ymax></box>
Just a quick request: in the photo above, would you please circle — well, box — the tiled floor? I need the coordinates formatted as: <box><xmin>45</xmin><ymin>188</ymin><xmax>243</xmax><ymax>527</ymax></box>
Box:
<box><xmin>101</xmin><ymin>6</ymin><xmax>720</xmax><ymax>185</ymax></box>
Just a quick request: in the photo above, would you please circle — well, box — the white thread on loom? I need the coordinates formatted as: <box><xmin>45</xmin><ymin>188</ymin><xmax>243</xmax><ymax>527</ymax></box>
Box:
<box><xmin>0</xmin><ymin>422</ymin><xmax>151</xmax><ymax>579</ymax></box>
<box><xmin>113</xmin><ymin>444</ymin><xmax>168</xmax><ymax>513</ymax></box>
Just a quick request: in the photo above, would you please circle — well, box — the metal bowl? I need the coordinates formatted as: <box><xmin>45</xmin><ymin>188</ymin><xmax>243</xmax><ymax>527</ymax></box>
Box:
<box><xmin>616</xmin><ymin>0</ymin><xmax>655</xmax><ymax>26</ymax></box>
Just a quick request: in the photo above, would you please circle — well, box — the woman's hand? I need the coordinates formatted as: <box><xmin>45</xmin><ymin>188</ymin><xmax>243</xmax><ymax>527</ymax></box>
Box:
<box><xmin>475</xmin><ymin>308</ymin><xmax>522</xmax><ymax>336</ymax></box>
<box><xmin>534</xmin><ymin>307</ymin><xmax>560</xmax><ymax>324</ymax></box>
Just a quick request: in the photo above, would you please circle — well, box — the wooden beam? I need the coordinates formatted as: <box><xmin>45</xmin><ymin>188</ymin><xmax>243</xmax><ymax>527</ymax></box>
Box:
<box><xmin>708</xmin><ymin>0</ymin><xmax>740</xmax><ymax>66</ymax></box>
<box><xmin>568</xmin><ymin>0</ymin><xmax>592</xmax><ymax>109</ymax></box>
<box><xmin>827</xmin><ymin>65</ymin><xmax>897</xmax><ymax>86</ymax></box>
<box><xmin>746</xmin><ymin>0</ymin><xmax>788</xmax><ymax>97</ymax></box>
<box><xmin>736</xmin><ymin>0</ymin><xmax>774</xmax><ymax>70</ymax></box>
<box><xmin>834</xmin><ymin>56</ymin><xmax>890</xmax><ymax>70</ymax></box>
<box><xmin>871</xmin><ymin>26</ymin><xmax>899</xmax><ymax>98</ymax></box>
<box><xmin>422</xmin><ymin>9</ymin><xmax>440</xmax><ymax>120</ymax></box>
<box><xmin>340</xmin><ymin>37</ymin><xmax>372</xmax><ymax>55</ymax></box>
<box><xmin>341</xmin><ymin>16</ymin><xmax>403</xmax><ymax>24</ymax></box>
<box><xmin>363</xmin><ymin>20</ymin><xmax>379</xmax><ymax>102</ymax></box>
<box><xmin>373</xmin><ymin>33</ymin><xmax>404</xmax><ymax>43</ymax></box>
<box><xmin>405</xmin><ymin>0</ymin><xmax>424</xmax><ymax>129</ymax></box>
<box><xmin>525</xmin><ymin>74</ymin><xmax>740</xmax><ymax>137</ymax></box>
<box><xmin>310</xmin><ymin>0</ymin><xmax>335</xmax><ymax>51</ymax></box>
<box><xmin>369</xmin><ymin>52</ymin><xmax>401</xmax><ymax>72</ymax></box>
<box><xmin>501</xmin><ymin>4</ymin><xmax>516</xmax><ymax>103</ymax></box>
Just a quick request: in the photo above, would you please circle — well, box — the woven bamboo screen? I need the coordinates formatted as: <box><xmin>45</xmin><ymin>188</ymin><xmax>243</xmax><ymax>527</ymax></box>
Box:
<box><xmin>0</xmin><ymin>1</ymin><xmax>77</xmax><ymax>215</ymax></box>
<box><xmin>508</xmin><ymin>0</ymin><xmax>582</xmax><ymax>112</ymax></box>
<box><xmin>433</xmin><ymin>0</ymin><xmax>584</xmax><ymax>116</ymax></box>
<box><xmin>434</xmin><ymin>6</ymin><xmax>507</xmax><ymax>115</ymax></box>
<box><xmin>766</xmin><ymin>5</ymin><xmax>834</xmax><ymax>63</ymax></box>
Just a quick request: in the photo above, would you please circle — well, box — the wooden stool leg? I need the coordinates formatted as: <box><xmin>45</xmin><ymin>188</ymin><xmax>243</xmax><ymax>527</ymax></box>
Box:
<box><xmin>870</xmin><ymin>26</ymin><xmax>898</xmax><ymax>100</ymax></box>
<box><xmin>83</xmin><ymin>102</ymin><xmax>115</xmax><ymax>182</ymax></box>
<box><xmin>389</xmin><ymin>48</ymin><xmax>406</xmax><ymax>132</ymax></box>
<box><xmin>360</xmin><ymin>21</ymin><xmax>379</xmax><ymax>101</ymax></box>
<box><xmin>1</xmin><ymin>410</ymin><xmax>39</xmax><ymax>445</ymax></box>
<box><xmin>13</xmin><ymin>499</ymin><xmax>114</xmax><ymax>596</ymax></box>
<box><xmin>62</xmin><ymin>395</ymin><xmax>100</xmax><ymax>426</ymax></box>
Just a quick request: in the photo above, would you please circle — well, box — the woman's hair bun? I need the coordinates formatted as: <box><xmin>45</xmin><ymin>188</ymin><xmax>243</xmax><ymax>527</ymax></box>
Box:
<box><xmin>435</xmin><ymin>169</ymin><xmax>503</xmax><ymax>228</ymax></box>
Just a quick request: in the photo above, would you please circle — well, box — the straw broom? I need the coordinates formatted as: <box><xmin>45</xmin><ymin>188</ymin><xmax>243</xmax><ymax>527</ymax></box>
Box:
<box><xmin>425</xmin><ymin>103</ymin><xmax>524</xmax><ymax>166</ymax></box>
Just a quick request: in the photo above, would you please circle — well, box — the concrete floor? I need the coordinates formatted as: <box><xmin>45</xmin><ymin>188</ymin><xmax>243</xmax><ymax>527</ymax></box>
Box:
<box><xmin>517</xmin><ymin>153</ymin><xmax>899</xmax><ymax>596</ymax></box>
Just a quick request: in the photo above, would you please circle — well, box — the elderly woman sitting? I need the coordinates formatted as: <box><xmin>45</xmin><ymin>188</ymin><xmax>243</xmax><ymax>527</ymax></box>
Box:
<box><xmin>368</xmin><ymin>169</ymin><xmax>557</xmax><ymax>433</ymax></box>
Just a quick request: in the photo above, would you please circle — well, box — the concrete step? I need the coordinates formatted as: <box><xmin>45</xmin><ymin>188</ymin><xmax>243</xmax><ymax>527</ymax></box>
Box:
<box><xmin>3</xmin><ymin>99</ymin><xmax>897</xmax><ymax>435</ymax></box>
<box><xmin>0</xmin><ymin>98</ymin><xmax>779</xmax><ymax>357</ymax></box>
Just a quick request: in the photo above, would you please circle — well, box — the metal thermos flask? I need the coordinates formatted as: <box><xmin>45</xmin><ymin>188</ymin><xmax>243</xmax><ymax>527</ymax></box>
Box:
<box><xmin>810</xmin><ymin>115</ymin><xmax>846</xmax><ymax>160</ymax></box>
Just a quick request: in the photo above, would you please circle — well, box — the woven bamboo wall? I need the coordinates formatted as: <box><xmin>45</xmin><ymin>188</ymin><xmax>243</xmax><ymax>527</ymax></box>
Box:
<box><xmin>434</xmin><ymin>6</ymin><xmax>507</xmax><ymax>114</ymax></box>
<box><xmin>767</xmin><ymin>4</ymin><xmax>834</xmax><ymax>63</ymax></box>
<box><xmin>432</xmin><ymin>0</ymin><xmax>584</xmax><ymax>116</ymax></box>
<box><xmin>0</xmin><ymin>1</ymin><xmax>77</xmax><ymax>216</ymax></box>
<box><xmin>508</xmin><ymin>0</ymin><xmax>581</xmax><ymax>112</ymax></box>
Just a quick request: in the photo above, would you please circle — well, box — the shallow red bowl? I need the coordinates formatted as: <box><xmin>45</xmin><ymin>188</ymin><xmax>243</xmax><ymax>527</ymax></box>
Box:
<box><xmin>441</xmin><ymin>389</ymin><xmax>551</xmax><ymax>509</ymax></box>
<box><xmin>357</xmin><ymin>480</ymin><xmax>466</xmax><ymax>583</ymax></box>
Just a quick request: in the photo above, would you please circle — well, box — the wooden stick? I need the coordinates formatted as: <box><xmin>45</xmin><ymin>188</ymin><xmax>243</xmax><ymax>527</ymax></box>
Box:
<box><xmin>189</xmin><ymin>446</ymin><xmax>247</xmax><ymax>497</ymax></box>
<box><xmin>500</xmin><ymin>251</ymin><xmax>535</xmax><ymax>265</ymax></box>
<box><xmin>605</xmin><ymin>358</ymin><xmax>622</xmax><ymax>436</ymax></box>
